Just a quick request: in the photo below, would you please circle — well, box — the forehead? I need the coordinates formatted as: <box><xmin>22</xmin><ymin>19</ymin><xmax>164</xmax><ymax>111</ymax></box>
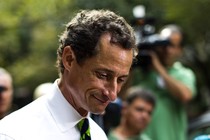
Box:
<box><xmin>170</xmin><ymin>33</ymin><xmax>182</xmax><ymax>43</ymax></box>
<box><xmin>0</xmin><ymin>74</ymin><xmax>12</xmax><ymax>87</ymax></box>
<box><xmin>130</xmin><ymin>98</ymin><xmax>153</xmax><ymax>108</ymax></box>
<box><xmin>98</xmin><ymin>33</ymin><xmax>133</xmax><ymax>62</ymax></box>
<box><xmin>85</xmin><ymin>33</ymin><xmax>133</xmax><ymax>75</ymax></box>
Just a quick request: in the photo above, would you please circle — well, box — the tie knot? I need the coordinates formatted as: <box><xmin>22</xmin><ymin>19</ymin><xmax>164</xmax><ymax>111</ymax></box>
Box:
<box><xmin>77</xmin><ymin>118</ymin><xmax>91</xmax><ymax>140</ymax></box>
<box><xmin>78</xmin><ymin>118</ymin><xmax>89</xmax><ymax>131</ymax></box>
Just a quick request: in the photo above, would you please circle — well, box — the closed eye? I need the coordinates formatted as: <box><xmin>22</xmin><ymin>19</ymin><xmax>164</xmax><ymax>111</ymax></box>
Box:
<box><xmin>94</xmin><ymin>69</ymin><xmax>128</xmax><ymax>84</ymax></box>
<box><xmin>95</xmin><ymin>71</ymin><xmax>109</xmax><ymax>80</ymax></box>
<box><xmin>117</xmin><ymin>77</ymin><xmax>127</xmax><ymax>84</ymax></box>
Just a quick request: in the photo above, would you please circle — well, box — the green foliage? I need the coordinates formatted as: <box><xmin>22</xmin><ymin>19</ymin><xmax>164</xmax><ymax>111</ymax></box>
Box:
<box><xmin>0</xmin><ymin>0</ymin><xmax>76</xmax><ymax>100</ymax></box>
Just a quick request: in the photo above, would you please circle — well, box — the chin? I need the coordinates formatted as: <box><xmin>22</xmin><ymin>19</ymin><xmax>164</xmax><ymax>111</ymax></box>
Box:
<box><xmin>90</xmin><ymin>108</ymin><xmax>105</xmax><ymax>115</ymax></box>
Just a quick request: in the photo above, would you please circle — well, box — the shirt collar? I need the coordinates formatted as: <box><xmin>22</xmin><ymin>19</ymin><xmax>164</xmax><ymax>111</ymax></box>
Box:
<box><xmin>46</xmin><ymin>79</ymin><xmax>89</xmax><ymax>132</ymax></box>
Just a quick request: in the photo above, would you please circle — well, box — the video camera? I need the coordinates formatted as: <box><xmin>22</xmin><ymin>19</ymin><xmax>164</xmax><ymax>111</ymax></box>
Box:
<box><xmin>132</xmin><ymin>17</ymin><xmax>171</xmax><ymax>69</ymax></box>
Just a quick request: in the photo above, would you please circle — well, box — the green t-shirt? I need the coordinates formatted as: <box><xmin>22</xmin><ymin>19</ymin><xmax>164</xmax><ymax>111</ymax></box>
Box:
<box><xmin>108</xmin><ymin>130</ymin><xmax>151</xmax><ymax>140</ymax></box>
<box><xmin>131</xmin><ymin>62</ymin><xmax>197</xmax><ymax>140</ymax></box>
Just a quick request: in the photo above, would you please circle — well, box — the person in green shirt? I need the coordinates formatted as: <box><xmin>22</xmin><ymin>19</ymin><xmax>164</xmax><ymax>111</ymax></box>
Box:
<box><xmin>130</xmin><ymin>24</ymin><xmax>197</xmax><ymax>140</ymax></box>
<box><xmin>108</xmin><ymin>86</ymin><xmax>156</xmax><ymax>140</ymax></box>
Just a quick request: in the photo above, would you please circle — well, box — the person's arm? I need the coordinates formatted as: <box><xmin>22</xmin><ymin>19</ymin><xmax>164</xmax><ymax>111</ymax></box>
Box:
<box><xmin>150</xmin><ymin>52</ymin><xmax>193</xmax><ymax>103</ymax></box>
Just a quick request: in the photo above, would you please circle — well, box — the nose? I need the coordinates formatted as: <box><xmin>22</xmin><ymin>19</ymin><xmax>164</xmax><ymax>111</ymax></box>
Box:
<box><xmin>105</xmin><ymin>80</ymin><xmax>119</xmax><ymax>101</ymax></box>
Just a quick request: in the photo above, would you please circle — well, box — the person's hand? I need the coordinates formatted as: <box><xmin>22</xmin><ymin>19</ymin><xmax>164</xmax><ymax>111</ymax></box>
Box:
<box><xmin>148</xmin><ymin>50</ymin><xmax>193</xmax><ymax>103</ymax></box>
<box><xmin>148</xmin><ymin>51</ymin><xmax>164</xmax><ymax>72</ymax></box>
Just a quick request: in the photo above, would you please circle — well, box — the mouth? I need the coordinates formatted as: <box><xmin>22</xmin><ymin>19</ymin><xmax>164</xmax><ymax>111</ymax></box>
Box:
<box><xmin>93</xmin><ymin>95</ymin><xmax>109</xmax><ymax>104</ymax></box>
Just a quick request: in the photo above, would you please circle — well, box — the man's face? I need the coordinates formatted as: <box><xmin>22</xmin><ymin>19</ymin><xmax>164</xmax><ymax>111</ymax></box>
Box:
<box><xmin>125</xmin><ymin>98</ymin><xmax>153</xmax><ymax>132</ymax></box>
<box><xmin>62</xmin><ymin>33</ymin><xmax>133</xmax><ymax>115</ymax></box>
<box><xmin>0</xmin><ymin>75</ymin><xmax>13</xmax><ymax>117</ymax></box>
<box><xmin>155</xmin><ymin>33</ymin><xmax>182</xmax><ymax>67</ymax></box>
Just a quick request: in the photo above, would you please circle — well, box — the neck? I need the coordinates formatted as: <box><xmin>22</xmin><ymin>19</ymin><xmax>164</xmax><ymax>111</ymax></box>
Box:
<box><xmin>58</xmin><ymin>78</ymin><xmax>88</xmax><ymax>117</ymax></box>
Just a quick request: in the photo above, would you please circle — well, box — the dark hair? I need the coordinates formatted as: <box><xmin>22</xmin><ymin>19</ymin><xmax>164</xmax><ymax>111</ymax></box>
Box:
<box><xmin>126</xmin><ymin>86</ymin><xmax>156</xmax><ymax>108</ymax></box>
<box><xmin>57</xmin><ymin>9</ymin><xmax>136</xmax><ymax>75</ymax></box>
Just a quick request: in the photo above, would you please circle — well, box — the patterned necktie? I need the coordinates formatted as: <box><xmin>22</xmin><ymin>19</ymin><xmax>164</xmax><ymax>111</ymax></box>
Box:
<box><xmin>77</xmin><ymin>118</ymin><xmax>91</xmax><ymax>140</ymax></box>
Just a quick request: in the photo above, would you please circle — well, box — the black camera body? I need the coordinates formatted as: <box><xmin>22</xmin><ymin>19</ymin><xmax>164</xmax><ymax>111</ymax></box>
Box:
<box><xmin>131</xmin><ymin>17</ymin><xmax>171</xmax><ymax>69</ymax></box>
<box><xmin>133</xmin><ymin>34</ymin><xmax>171</xmax><ymax>69</ymax></box>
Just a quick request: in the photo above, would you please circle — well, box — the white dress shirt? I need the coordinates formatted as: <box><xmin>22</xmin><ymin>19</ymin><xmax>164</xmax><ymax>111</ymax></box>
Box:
<box><xmin>0</xmin><ymin>80</ymin><xmax>107</xmax><ymax>140</ymax></box>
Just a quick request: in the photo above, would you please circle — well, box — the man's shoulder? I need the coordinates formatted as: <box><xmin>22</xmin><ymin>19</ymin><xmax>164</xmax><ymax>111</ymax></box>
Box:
<box><xmin>172</xmin><ymin>62</ymin><xmax>195</xmax><ymax>77</ymax></box>
<box><xmin>173</xmin><ymin>62</ymin><xmax>194</xmax><ymax>73</ymax></box>
<box><xmin>0</xmin><ymin>96</ymin><xmax>49</xmax><ymax>138</ymax></box>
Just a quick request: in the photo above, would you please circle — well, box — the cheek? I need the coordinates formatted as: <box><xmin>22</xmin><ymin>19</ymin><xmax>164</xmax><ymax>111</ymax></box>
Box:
<box><xmin>128</xmin><ymin>112</ymin><xmax>140</xmax><ymax>126</ymax></box>
<box><xmin>128</xmin><ymin>110</ymin><xmax>138</xmax><ymax>120</ymax></box>
<box><xmin>167</xmin><ymin>47</ymin><xmax>177</xmax><ymax>55</ymax></box>
<box><xmin>88</xmin><ymin>75</ymin><xmax>106</xmax><ymax>88</ymax></box>
<box><xmin>3</xmin><ymin>91</ymin><xmax>12</xmax><ymax>100</ymax></box>
<box><xmin>146</xmin><ymin>116</ymin><xmax>151</xmax><ymax>122</ymax></box>
<box><xmin>82</xmin><ymin>79</ymin><xmax>104</xmax><ymax>99</ymax></box>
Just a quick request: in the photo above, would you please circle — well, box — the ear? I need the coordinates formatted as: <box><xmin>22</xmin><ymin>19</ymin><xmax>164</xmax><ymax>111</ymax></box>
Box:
<box><xmin>62</xmin><ymin>46</ymin><xmax>75</xmax><ymax>72</ymax></box>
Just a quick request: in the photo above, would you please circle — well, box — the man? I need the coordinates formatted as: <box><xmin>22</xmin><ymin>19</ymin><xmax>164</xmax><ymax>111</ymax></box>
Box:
<box><xmin>0</xmin><ymin>68</ymin><xmax>13</xmax><ymax>119</ymax></box>
<box><xmin>130</xmin><ymin>24</ymin><xmax>197</xmax><ymax>140</ymax></box>
<box><xmin>0</xmin><ymin>10</ymin><xmax>136</xmax><ymax>140</ymax></box>
<box><xmin>108</xmin><ymin>86</ymin><xmax>156</xmax><ymax>140</ymax></box>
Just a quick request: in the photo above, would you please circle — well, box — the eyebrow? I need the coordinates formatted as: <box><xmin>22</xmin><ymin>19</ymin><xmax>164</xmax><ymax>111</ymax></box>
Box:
<box><xmin>95</xmin><ymin>68</ymin><xmax>129</xmax><ymax>78</ymax></box>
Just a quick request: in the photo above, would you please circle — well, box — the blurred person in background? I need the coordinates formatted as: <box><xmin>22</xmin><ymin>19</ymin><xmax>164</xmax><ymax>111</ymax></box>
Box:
<box><xmin>0</xmin><ymin>9</ymin><xmax>136</xmax><ymax>140</ymax></box>
<box><xmin>0</xmin><ymin>68</ymin><xmax>13</xmax><ymax>119</ymax></box>
<box><xmin>33</xmin><ymin>82</ymin><xmax>53</xmax><ymax>100</ymax></box>
<box><xmin>129</xmin><ymin>24</ymin><xmax>197</xmax><ymax>140</ymax></box>
<box><xmin>108</xmin><ymin>86</ymin><xmax>156</xmax><ymax>140</ymax></box>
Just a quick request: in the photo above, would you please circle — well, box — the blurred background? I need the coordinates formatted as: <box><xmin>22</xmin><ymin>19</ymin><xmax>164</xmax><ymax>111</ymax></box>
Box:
<box><xmin>1</xmin><ymin>0</ymin><xmax>210</xmax><ymax>130</ymax></box>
